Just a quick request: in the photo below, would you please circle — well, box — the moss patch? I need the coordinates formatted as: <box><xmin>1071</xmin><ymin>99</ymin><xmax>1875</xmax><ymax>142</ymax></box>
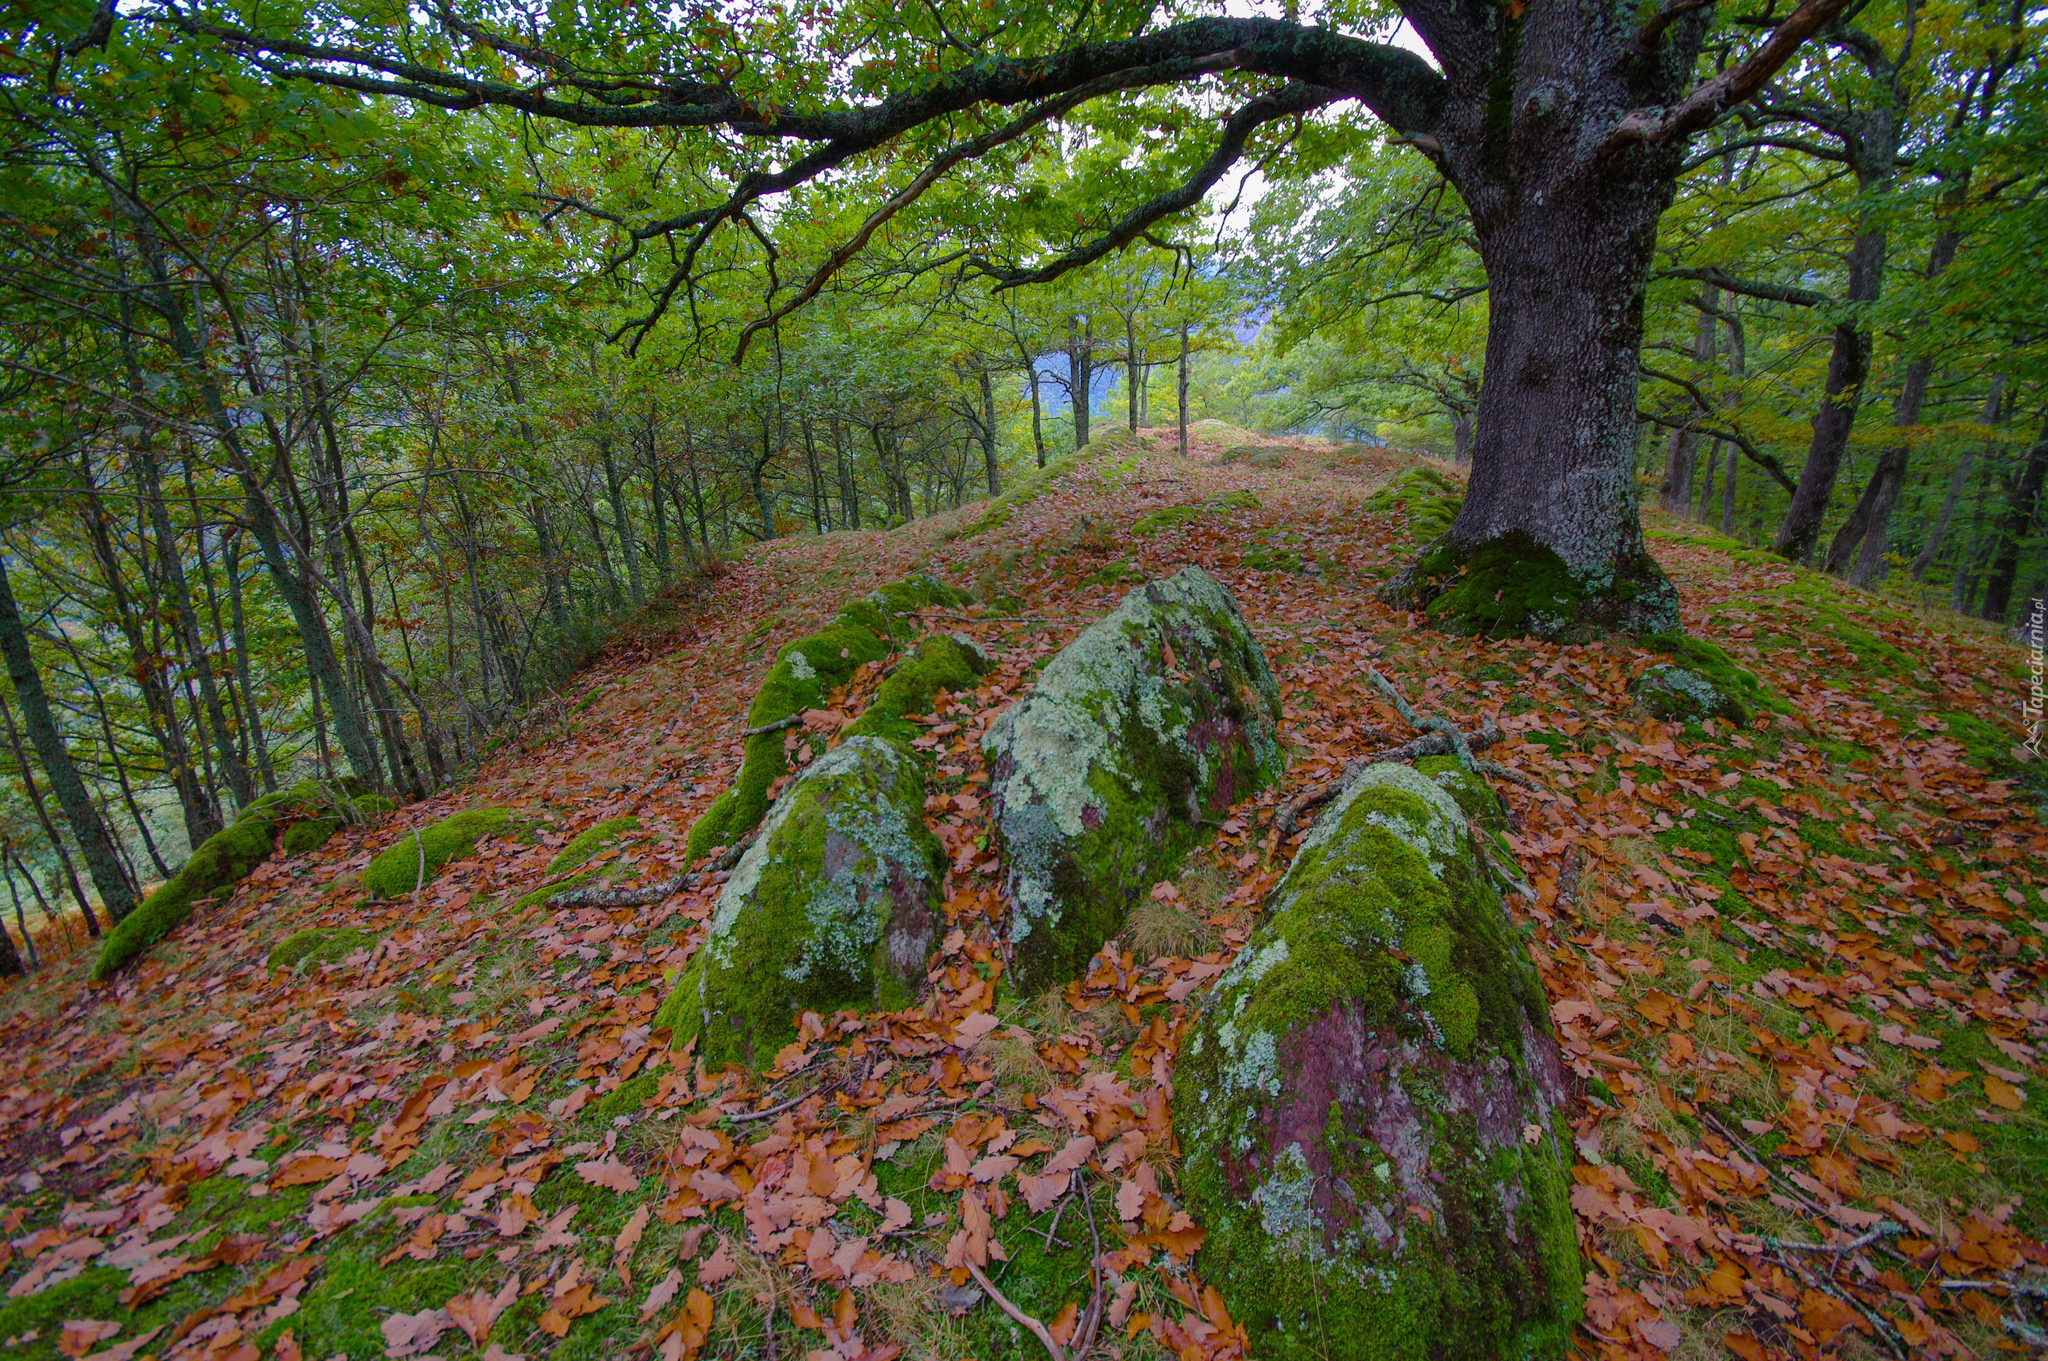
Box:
<box><xmin>1379</xmin><ymin>531</ymin><xmax>1680</xmax><ymax>640</ymax></box>
<box><xmin>267</xmin><ymin>926</ymin><xmax>375</xmax><ymax>972</ymax></box>
<box><xmin>361</xmin><ymin>807</ymin><xmax>514</xmax><ymax>899</ymax></box>
<box><xmin>842</xmin><ymin>634</ymin><xmax>992</xmax><ymax>745</ymax></box>
<box><xmin>547</xmin><ymin>816</ymin><xmax>642</xmax><ymax>875</ymax></box>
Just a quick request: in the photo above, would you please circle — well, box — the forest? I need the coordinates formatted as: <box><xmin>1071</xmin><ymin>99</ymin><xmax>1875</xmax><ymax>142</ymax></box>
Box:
<box><xmin>0</xmin><ymin>0</ymin><xmax>2044</xmax><ymax>1358</ymax></box>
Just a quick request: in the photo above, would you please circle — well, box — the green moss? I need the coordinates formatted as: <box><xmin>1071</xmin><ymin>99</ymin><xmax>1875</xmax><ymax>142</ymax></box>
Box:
<box><xmin>687</xmin><ymin>575</ymin><xmax>970</xmax><ymax>858</ymax></box>
<box><xmin>1380</xmin><ymin>531</ymin><xmax>1679</xmax><ymax>640</ymax></box>
<box><xmin>548</xmin><ymin>816</ymin><xmax>642</xmax><ymax>875</ymax></box>
<box><xmin>1174</xmin><ymin>763</ymin><xmax>1577</xmax><ymax>1359</ymax></box>
<box><xmin>361</xmin><ymin>807</ymin><xmax>513</xmax><ymax>899</ymax></box>
<box><xmin>843</xmin><ymin>634</ymin><xmax>992</xmax><ymax>744</ymax></box>
<box><xmin>666</xmin><ymin>734</ymin><xmax>944</xmax><ymax>1069</ymax></box>
<box><xmin>955</xmin><ymin>455</ymin><xmax>1081</xmax><ymax>539</ymax></box>
<box><xmin>1134</xmin><ymin>505</ymin><xmax>1203</xmax><ymax>534</ymax></box>
<box><xmin>91</xmin><ymin>793</ymin><xmax>306</xmax><ymax>980</ymax></box>
<box><xmin>267</xmin><ymin>926</ymin><xmax>374</xmax><ymax>972</ymax></box>
<box><xmin>1636</xmin><ymin>634</ymin><xmax>1786</xmax><ymax>722</ymax></box>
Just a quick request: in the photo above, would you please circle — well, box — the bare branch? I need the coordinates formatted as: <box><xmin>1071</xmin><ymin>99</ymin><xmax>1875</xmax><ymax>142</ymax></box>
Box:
<box><xmin>1603</xmin><ymin>0</ymin><xmax>1860</xmax><ymax>150</ymax></box>
<box><xmin>1657</xmin><ymin>265</ymin><xmax>1828</xmax><ymax>308</ymax></box>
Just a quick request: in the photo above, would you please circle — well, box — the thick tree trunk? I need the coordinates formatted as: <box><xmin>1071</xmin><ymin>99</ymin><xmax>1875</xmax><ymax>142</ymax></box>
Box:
<box><xmin>0</xmin><ymin>554</ymin><xmax>136</xmax><ymax>923</ymax></box>
<box><xmin>1436</xmin><ymin>151</ymin><xmax>1681</xmax><ymax>633</ymax></box>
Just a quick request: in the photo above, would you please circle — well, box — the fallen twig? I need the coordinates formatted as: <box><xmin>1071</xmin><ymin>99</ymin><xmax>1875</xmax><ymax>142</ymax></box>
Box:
<box><xmin>962</xmin><ymin>1257</ymin><xmax>1066</xmax><ymax>1361</ymax></box>
<box><xmin>1276</xmin><ymin>724</ymin><xmax>1502</xmax><ymax>836</ymax></box>
<box><xmin>741</xmin><ymin>714</ymin><xmax>804</xmax><ymax>737</ymax></box>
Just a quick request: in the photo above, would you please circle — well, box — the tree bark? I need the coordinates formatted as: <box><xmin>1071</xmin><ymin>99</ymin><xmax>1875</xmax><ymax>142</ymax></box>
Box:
<box><xmin>0</xmin><ymin>552</ymin><xmax>135</xmax><ymax>923</ymax></box>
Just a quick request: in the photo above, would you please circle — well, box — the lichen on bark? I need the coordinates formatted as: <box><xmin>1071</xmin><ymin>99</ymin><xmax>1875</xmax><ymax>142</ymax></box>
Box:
<box><xmin>1175</xmin><ymin>762</ymin><xmax>1579</xmax><ymax>1359</ymax></box>
<box><xmin>982</xmin><ymin>566</ymin><xmax>1283</xmax><ymax>992</ymax></box>
<box><xmin>657</xmin><ymin>734</ymin><xmax>944</xmax><ymax>1069</ymax></box>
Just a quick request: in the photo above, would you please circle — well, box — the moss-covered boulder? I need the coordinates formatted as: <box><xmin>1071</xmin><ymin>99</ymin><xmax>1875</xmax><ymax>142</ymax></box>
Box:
<box><xmin>686</xmin><ymin>574</ymin><xmax>971</xmax><ymax>858</ymax></box>
<box><xmin>1379</xmin><ymin>530</ymin><xmax>1679</xmax><ymax>639</ymax></box>
<box><xmin>843</xmin><ymin>634</ymin><xmax>991</xmax><ymax>744</ymax></box>
<box><xmin>657</xmin><ymin>734</ymin><xmax>944</xmax><ymax>1069</ymax></box>
<box><xmin>361</xmin><ymin>807</ymin><xmax>512</xmax><ymax>899</ymax></box>
<box><xmin>1175</xmin><ymin>763</ymin><xmax>1579</xmax><ymax>1360</ymax></box>
<box><xmin>91</xmin><ymin>780</ymin><xmax>360</xmax><ymax>981</ymax></box>
<box><xmin>279</xmin><ymin>793</ymin><xmax>396</xmax><ymax>857</ymax></box>
<box><xmin>982</xmin><ymin>567</ymin><xmax>1284</xmax><ymax>992</ymax></box>
<box><xmin>1629</xmin><ymin>634</ymin><xmax>1783</xmax><ymax>724</ymax></box>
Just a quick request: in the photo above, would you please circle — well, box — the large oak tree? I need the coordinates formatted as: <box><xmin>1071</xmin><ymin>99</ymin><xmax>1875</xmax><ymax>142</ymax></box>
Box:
<box><xmin>117</xmin><ymin>0</ymin><xmax>1852</xmax><ymax>633</ymax></box>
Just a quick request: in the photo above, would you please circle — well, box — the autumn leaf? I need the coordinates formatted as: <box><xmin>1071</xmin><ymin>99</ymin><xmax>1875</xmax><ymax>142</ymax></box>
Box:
<box><xmin>574</xmin><ymin>1156</ymin><xmax>638</xmax><ymax>1192</ymax></box>
<box><xmin>1982</xmin><ymin>1074</ymin><xmax>2024</xmax><ymax>1110</ymax></box>
<box><xmin>444</xmin><ymin>1274</ymin><xmax>519</xmax><ymax>1347</ymax></box>
<box><xmin>380</xmin><ymin>1307</ymin><xmax>451</xmax><ymax>1358</ymax></box>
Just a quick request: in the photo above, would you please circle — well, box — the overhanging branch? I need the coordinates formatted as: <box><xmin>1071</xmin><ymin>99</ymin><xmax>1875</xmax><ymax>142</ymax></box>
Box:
<box><xmin>1603</xmin><ymin>0</ymin><xmax>1859</xmax><ymax>150</ymax></box>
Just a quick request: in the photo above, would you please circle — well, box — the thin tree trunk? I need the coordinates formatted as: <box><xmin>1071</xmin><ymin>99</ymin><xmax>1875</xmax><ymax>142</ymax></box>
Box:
<box><xmin>1660</xmin><ymin>294</ymin><xmax>1717</xmax><ymax>513</ymax></box>
<box><xmin>1067</xmin><ymin>317</ymin><xmax>1092</xmax><ymax>450</ymax></box>
<box><xmin>1177</xmin><ymin>324</ymin><xmax>1190</xmax><ymax>459</ymax></box>
<box><xmin>1773</xmin><ymin>163</ymin><xmax>1892</xmax><ymax>563</ymax></box>
<box><xmin>1911</xmin><ymin>376</ymin><xmax>2004</xmax><ymax>581</ymax></box>
<box><xmin>1980</xmin><ymin>414</ymin><xmax>2048</xmax><ymax>623</ymax></box>
<box><xmin>979</xmin><ymin>370</ymin><xmax>1000</xmax><ymax>495</ymax></box>
<box><xmin>0</xmin><ymin>553</ymin><xmax>134</xmax><ymax>923</ymax></box>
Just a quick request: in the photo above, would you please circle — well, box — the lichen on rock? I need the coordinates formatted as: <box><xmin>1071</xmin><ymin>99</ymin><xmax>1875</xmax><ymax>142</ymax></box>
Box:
<box><xmin>686</xmin><ymin>574</ymin><xmax>971</xmax><ymax>858</ymax></box>
<box><xmin>657</xmin><ymin>734</ymin><xmax>944</xmax><ymax>1069</ymax></box>
<box><xmin>982</xmin><ymin>566</ymin><xmax>1284</xmax><ymax>992</ymax></box>
<box><xmin>1175</xmin><ymin>762</ymin><xmax>1579</xmax><ymax>1359</ymax></box>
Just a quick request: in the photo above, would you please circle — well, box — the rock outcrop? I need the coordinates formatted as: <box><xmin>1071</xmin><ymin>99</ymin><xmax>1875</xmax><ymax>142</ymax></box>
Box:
<box><xmin>982</xmin><ymin>567</ymin><xmax>1283</xmax><ymax>992</ymax></box>
<box><xmin>686</xmin><ymin>575</ymin><xmax>971</xmax><ymax>857</ymax></box>
<box><xmin>658</xmin><ymin>734</ymin><xmax>944</xmax><ymax>1069</ymax></box>
<box><xmin>1175</xmin><ymin>762</ymin><xmax>1580</xmax><ymax>1360</ymax></box>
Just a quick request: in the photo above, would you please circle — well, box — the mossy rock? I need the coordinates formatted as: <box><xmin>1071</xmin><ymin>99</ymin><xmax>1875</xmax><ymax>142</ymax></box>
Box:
<box><xmin>1632</xmin><ymin>635</ymin><xmax>1785</xmax><ymax>724</ymax></box>
<box><xmin>361</xmin><ymin>807</ymin><xmax>513</xmax><ymax>899</ymax></box>
<box><xmin>278</xmin><ymin>794</ymin><xmax>394</xmax><ymax>857</ymax></box>
<box><xmin>843</xmin><ymin>633</ymin><xmax>992</xmax><ymax>744</ymax></box>
<box><xmin>657</xmin><ymin>734</ymin><xmax>943</xmax><ymax>1069</ymax></box>
<box><xmin>1217</xmin><ymin>444</ymin><xmax>1265</xmax><ymax>465</ymax></box>
<box><xmin>91</xmin><ymin>779</ymin><xmax>354</xmax><ymax>980</ymax></box>
<box><xmin>1134</xmin><ymin>506</ymin><xmax>1203</xmax><ymax>535</ymax></box>
<box><xmin>1362</xmin><ymin>465</ymin><xmax>1463</xmax><ymax>543</ymax></box>
<box><xmin>686</xmin><ymin>574</ymin><xmax>971</xmax><ymax>858</ymax></box>
<box><xmin>982</xmin><ymin>567</ymin><xmax>1285</xmax><ymax>992</ymax></box>
<box><xmin>268</xmin><ymin>926</ymin><xmax>375</xmax><ymax>972</ymax></box>
<box><xmin>1378</xmin><ymin>531</ymin><xmax>1679</xmax><ymax>640</ymax></box>
<box><xmin>1175</xmin><ymin>764</ymin><xmax>1579</xmax><ymax>1360</ymax></box>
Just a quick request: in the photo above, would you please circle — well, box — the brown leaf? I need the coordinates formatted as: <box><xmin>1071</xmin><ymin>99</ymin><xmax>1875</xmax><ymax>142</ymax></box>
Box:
<box><xmin>574</xmin><ymin>1156</ymin><xmax>638</xmax><ymax>1193</ymax></box>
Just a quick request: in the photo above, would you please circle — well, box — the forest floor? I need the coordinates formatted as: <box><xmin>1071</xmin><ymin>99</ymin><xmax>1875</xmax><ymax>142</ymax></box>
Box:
<box><xmin>1</xmin><ymin>426</ymin><xmax>2044</xmax><ymax>1361</ymax></box>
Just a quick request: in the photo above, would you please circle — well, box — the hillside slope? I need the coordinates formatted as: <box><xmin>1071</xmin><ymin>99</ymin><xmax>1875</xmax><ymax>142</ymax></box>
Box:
<box><xmin>1</xmin><ymin>427</ymin><xmax>2042</xmax><ymax>1361</ymax></box>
